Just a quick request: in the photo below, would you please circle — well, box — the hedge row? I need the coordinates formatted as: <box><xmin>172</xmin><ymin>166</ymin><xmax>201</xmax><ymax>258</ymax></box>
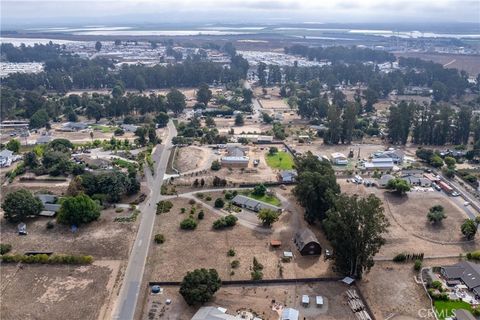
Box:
<box><xmin>1</xmin><ymin>254</ymin><xmax>93</xmax><ymax>265</ymax></box>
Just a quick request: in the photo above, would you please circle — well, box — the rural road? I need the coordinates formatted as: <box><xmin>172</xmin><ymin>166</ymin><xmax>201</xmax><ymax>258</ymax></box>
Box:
<box><xmin>113</xmin><ymin>120</ymin><xmax>177</xmax><ymax>320</ymax></box>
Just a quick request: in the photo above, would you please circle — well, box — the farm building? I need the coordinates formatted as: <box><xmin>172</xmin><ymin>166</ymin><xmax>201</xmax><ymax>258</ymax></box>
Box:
<box><xmin>256</xmin><ymin>135</ymin><xmax>274</xmax><ymax>144</ymax></box>
<box><xmin>441</xmin><ymin>261</ymin><xmax>480</xmax><ymax>297</ymax></box>
<box><xmin>221</xmin><ymin>146</ymin><xmax>249</xmax><ymax>168</ymax></box>
<box><xmin>281</xmin><ymin>308</ymin><xmax>299</xmax><ymax>320</ymax></box>
<box><xmin>60</xmin><ymin>122</ymin><xmax>88</xmax><ymax>132</ymax></box>
<box><xmin>294</xmin><ymin>228</ymin><xmax>322</xmax><ymax>256</ymax></box>
<box><xmin>364</xmin><ymin>158</ymin><xmax>394</xmax><ymax>170</ymax></box>
<box><xmin>278</xmin><ymin>170</ymin><xmax>297</xmax><ymax>183</ymax></box>
<box><xmin>330</xmin><ymin>152</ymin><xmax>348</xmax><ymax>165</ymax></box>
<box><xmin>372</xmin><ymin>149</ymin><xmax>404</xmax><ymax>164</ymax></box>
<box><xmin>232</xmin><ymin>195</ymin><xmax>281</xmax><ymax>213</ymax></box>
<box><xmin>191</xmin><ymin>306</ymin><xmax>237</xmax><ymax>320</ymax></box>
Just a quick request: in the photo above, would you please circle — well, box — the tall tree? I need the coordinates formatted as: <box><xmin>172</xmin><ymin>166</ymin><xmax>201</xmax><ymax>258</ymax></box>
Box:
<box><xmin>95</xmin><ymin>41</ymin><xmax>102</xmax><ymax>52</ymax></box>
<box><xmin>196</xmin><ymin>83</ymin><xmax>212</xmax><ymax>106</ymax></box>
<box><xmin>167</xmin><ymin>89</ymin><xmax>186</xmax><ymax>115</ymax></box>
<box><xmin>341</xmin><ymin>103</ymin><xmax>357</xmax><ymax>144</ymax></box>
<box><xmin>293</xmin><ymin>152</ymin><xmax>339</xmax><ymax>222</ymax></box>
<box><xmin>324</xmin><ymin>194</ymin><xmax>389</xmax><ymax>278</ymax></box>
<box><xmin>257</xmin><ymin>62</ymin><xmax>267</xmax><ymax>87</ymax></box>
<box><xmin>57</xmin><ymin>193</ymin><xmax>101</xmax><ymax>225</ymax></box>
<box><xmin>2</xmin><ymin>189</ymin><xmax>43</xmax><ymax>223</ymax></box>
<box><xmin>324</xmin><ymin>105</ymin><xmax>342</xmax><ymax>144</ymax></box>
<box><xmin>179</xmin><ymin>268</ymin><xmax>221</xmax><ymax>305</ymax></box>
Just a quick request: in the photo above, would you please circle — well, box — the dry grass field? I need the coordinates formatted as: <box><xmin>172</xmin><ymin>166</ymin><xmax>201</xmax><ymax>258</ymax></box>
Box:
<box><xmin>1</xmin><ymin>261</ymin><xmax>120</xmax><ymax>320</ymax></box>
<box><xmin>144</xmin><ymin>198</ymin><xmax>334</xmax><ymax>283</ymax></box>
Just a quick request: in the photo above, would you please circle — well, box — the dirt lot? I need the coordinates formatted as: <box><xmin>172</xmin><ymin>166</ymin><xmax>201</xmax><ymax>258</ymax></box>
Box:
<box><xmin>142</xmin><ymin>282</ymin><xmax>356</xmax><ymax>320</ymax></box>
<box><xmin>1</xmin><ymin>261</ymin><xmax>120</xmax><ymax>320</ymax></box>
<box><xmin>144</xmin><ymin>197</ymin><xmax>334</xmax><ymax>282</ymax></box>
<box><xmin>0</xmin><ymin>206</ymin><xmax>137</xmax><ymax>259</ymax></box>
<box><xmin>215</xmin><ymin>118</ymin><xmax>271</xmax><ymax>135</ymax></box>
<box><xmin>359</xmin><ymin>261</ymin><xmax>433</xmax><ymax>320</ymax></box>
<box><xmin>173</xmin><ymin>146</ymin><xmax>280</xmax><ymax>187</ymax></box>
<box><xmin>173</xmin><ymin>146</ymin><xmax>213</xmax><ymax>173</ymax></box>
<box><xmin>338</xmin><ymin>179</ymin><xmax>480</xmax><ymax>257</ymax></box>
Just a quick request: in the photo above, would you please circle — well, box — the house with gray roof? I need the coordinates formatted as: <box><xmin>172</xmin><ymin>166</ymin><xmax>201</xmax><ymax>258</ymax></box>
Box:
<box><xmin>441</xmin><ymin>261</ymin><xmax>480</xmax><ymax>297</ymax></box>
<box><xmin>37</xmin><ymin>194</ymin><xmax>61</xmax><ymax>217</ymax></box>
<box><xmin>278</xmin><ymin>170</ymin><xmax>297</xmax><ymax>183</ymax></box>
<box><xmin>60</xmin><ymin>122</ymin><xmax>88</xmax><ymax>132</ymax></box>
<box><xmin>232</xmin><ymin>195</ymin><xmax>281</xmax><ymax>213</ymax></box>
<box><xmin>281</xmin><ymin>307</ymin><xmax>299</xmax><ymax>320</ymax></box>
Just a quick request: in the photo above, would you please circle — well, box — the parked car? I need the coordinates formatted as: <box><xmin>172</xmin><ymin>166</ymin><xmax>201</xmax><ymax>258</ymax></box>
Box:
<box><xmin>451</xmin><ymin>191</ymin><xmax>460</xmax><ymax>197</ymax></box>
<box><xmin>432</xmin><ymin>183</ymin><xmax>441</xmax><ymax>191</ymax></box>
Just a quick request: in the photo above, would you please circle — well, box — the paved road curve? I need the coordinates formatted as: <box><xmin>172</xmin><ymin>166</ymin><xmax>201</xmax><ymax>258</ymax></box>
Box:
<box><xmin>113</xmin><ymin>121</ymin><xmax>177</xmax><ymax>320</ymax></box>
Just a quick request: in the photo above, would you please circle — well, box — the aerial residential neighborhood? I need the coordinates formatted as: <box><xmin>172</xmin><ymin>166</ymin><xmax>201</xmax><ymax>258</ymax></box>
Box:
<box><xmin>0</xmin><ymin>1</ymin><xmax>480</xmax><ymax>320</ymax></box>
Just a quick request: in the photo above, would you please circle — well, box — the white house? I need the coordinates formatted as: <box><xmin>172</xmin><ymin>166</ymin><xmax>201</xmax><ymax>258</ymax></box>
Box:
<box><xmin>364</xmin><ymin>158</ymin><xmax>394</xmax><ymax>170</ymax></box>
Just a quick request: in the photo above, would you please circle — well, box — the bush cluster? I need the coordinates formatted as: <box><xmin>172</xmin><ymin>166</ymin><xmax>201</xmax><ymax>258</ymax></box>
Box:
<box><xmin>156</xmin><ymin>200</ymin><xmax>173</xmax><ymax>214</ymax></box>
<box><xmin>154</xmin><ymin>234</ymin><xmax>165</xmax><ymax>244</ymax></box>
<box><xmin>180</xmin><ymin>217</ymin><xmax>197</xmax><ymax>230</ymax></box>
<box><xmin>0</xmin><ymin>244</ymin><xmax>12</xmax><ymax>255</ymax></box>
<box><xmin>212</xmin><ymin>214</ymin><xmax>237</xmax><ymax>229</ymax></box>
<box><xmin>466</xmin><ymin>250</ymin><xmax>480</xmax><ymax>261</ymax></box>
<box><xmin>1</xmin><ymin>254</ymin><xmax>93</xmax><ymax>264</ymax></box>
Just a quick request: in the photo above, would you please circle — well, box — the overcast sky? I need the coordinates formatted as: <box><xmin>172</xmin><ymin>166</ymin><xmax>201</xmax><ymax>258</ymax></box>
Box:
<box><xmin>2</xmin><ymin>0</ymin><xmax>479</xmax><ymax>28</ymax></box>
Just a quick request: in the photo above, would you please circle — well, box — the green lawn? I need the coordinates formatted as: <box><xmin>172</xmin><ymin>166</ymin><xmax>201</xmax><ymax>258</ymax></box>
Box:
<box><xmin>244</xmin><ymin>192</ymin><xmax>281</xmax><ymax>206</ymax></box>
<box><xmin>434</xmin><ymin>300</ymin><xmax>473</xmax><ymax>320</ymax></box>
<box><xmin>265</xmin><ymin>151</ymin><xmax>294</xmax><ymax>170</ymax></box>
<box><xmin>90</xmin><ymin>125</ymin><xmax>113</xmax><ymax>133</ymax></box>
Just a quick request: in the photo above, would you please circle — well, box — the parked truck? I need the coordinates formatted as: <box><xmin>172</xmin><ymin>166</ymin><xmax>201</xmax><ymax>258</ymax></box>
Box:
<box><xmin>438</xmin><ymin>181</ymin><xmax>453</xmax><ymax>194</ymax></box>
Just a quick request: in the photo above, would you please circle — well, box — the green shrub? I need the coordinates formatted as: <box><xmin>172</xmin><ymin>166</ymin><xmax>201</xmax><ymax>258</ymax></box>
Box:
<box><xmin>231</xmin><ymin>260</ymin><xmax>240</xmax><ymax>269</ymax></box>
<box><xmin>188</xmin><ymin>199</ymin><xmax>196</xmax><ymax>205</ymax></box>
<box><xmin>181</xmin><ymin>207</ymin><xmax>186</xmax><ymax>213</ymax></box>
<box><xmin>0</xmin><ymin>244</ymin><xmax>12</xmax><ymax>255</ymax></box>
<box><xmin>115</xmin><ymin>208</ymin><xmax>124</xmax><ymax>213</ymax></box>
<box><xmin>253</xmin><ymin>257</ymin><xmax>264</xmax><ymax>271</ymax></box>
<box><xmin>212</xmin><ymin>214</ymin><xmax>238</xmax><ymax>229</ymax></box>
<box><xmin>414</xmin><ymin>259</ymin><xmax>422</xmax><ymax>271</ymax></box>
<box><xmin>431</xmin><ymin>280</ymin><xmax>443</xmax><ymax>290</ymax></box>
<box><xmin>196</xmin><ymin>192</ymin><xmax>204</xmax><ymax>199</ymax></box>
<box><xmin>198</xmin><ymin>210</ymin><xmax>204</xmax><ymax>220</ymax></box>
<box><xmin>224</xmin><ymin>192</ymin><xmax>234</xmax><ymax>200</ymax></box>
<box><xmin>154</xmin><ymin>234</ymin><xmax>165</xmax><ymax>244</ymax></box>
<box><xmin>205</xmin><ymin>196</ymin><xmax>212</xmax><ymax>201</ymax></box>
<box><xmin>393</xmin><ymin>253</ymin><xmax>407</xmax><ymax>262</ymax></box>
<box><xmin>180</xmin><ymin>217</ymin><xmax>197</xmax><ymax>230</ymax></box>
<box><xmin>1</xmin><ymin>254</ymin><xmax>93</xmax><ymax>265</ymax></box>
<box><xmin>46</xmin><ymin>221</ymin><xmax>55</xmax><ymax>229</ymax></box>
<box><xmin>466</xmin><ymin>250</ymin><xmax>480</xmax><ymax>261</ymax></box>
<box><xmin>156</xmin><ymin>200</ymin><xmax>173</xmax><ymax>214</ymax></box>
<box><xmin>251</xmin><ymin>270</ymin><xmax>263</xmax><ymax>280</ymax></box>
<box><xmin>227</xmin><ymin>249</ymin><xmax>236</xmax><ymax>257</ymax></box>
<box><xmin>214</xmin><ymin>198</ymin><xmax>225</xmax><ymax>208</ymax></box>
<box><xmin>211</xmin><ymin>160</ymin><xmax>221</xmax><ymax>171</ymax></box>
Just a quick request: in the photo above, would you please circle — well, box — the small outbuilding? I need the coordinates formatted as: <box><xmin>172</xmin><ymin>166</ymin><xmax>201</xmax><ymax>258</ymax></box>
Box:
<box><xmin>294</xmin><ymin>228</ymin><xmax>322</xmax><ymax>256</ymax></box>
<box><xmin>281</xmin><ymin>308</ymin><xmax>299</xmax><ymax>320</ymax></box>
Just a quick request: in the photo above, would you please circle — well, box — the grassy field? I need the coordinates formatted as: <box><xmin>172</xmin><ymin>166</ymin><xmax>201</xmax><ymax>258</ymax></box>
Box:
<box><xmin>244</xmin><ymin>192</ymin><xmax>281</xmax><ymax>206</ymax></box>
<box><xmin>265</xmin><ymin>151</ymin><xmax>294</xmax><ymax>170</ymax></box>
<box><xmin>90</xmin><ymin>125</ymin><xmax>113</xmax><ymax>133</ymax></box>
<box><xmin>434</xmin><ymin>300</ymin><xmax>473</xmax><ymax>320</ymax></box>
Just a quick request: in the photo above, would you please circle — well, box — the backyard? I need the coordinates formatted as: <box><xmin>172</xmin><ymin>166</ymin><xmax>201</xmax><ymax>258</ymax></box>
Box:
<box><xmin>241</xmin><ymin>189</ymin><xmax>282</xmax><ymax>206</ymax></box>
<box><xmin>265</xmin><ymin>151</ymin><xmax>294</xmax><ymax>170</ymax></box>
<box><xmin>434</xmin><ymin>300</ymin><xmax>475</xmax><ymax>320</ymax></box>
